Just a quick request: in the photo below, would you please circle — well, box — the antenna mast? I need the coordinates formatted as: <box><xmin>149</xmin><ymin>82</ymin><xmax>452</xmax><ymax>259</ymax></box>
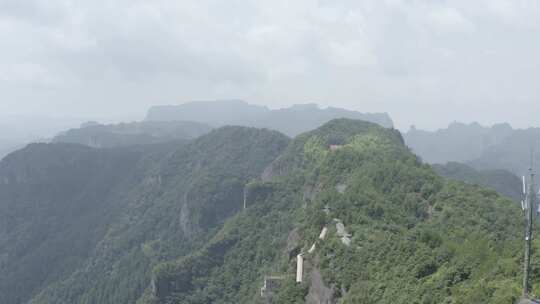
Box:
<box><xmin>523</xmin><ymin>154</ymin><xmax>536</xmax><ymax>297</ymax></box>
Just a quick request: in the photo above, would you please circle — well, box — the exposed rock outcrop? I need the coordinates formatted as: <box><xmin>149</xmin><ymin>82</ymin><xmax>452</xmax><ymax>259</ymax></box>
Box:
<box><xmin>306</xmin><ymin>267</ymin><xmax>335</xmax><ymax>304</ymax></box>
<box><xmin>285</xmin><ymin>228</ymin><xmax>302</xmax><ymax>259</ymax></box>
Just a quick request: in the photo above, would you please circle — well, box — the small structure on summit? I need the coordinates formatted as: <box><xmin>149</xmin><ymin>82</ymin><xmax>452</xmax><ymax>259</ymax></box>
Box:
<box><xmin>335</xmin><ymin>183</ymin><xmax>347</xmax><ymax>194</ymax></box>
<box><xmin>243</xmin><ymin>185</ymin><xmax>248</xmax><ymax>209</ymax></box>
<box><xmin>297</xmin><ymin>226</ymin><xmax>328</xmax><ymax>283</ymax></box>
<box><xmin>335</xmin><ymin>219</ymin><xmax>351</xmax><ymax>246</ymax></box>
<box><xmin>329</xmin><ymin>144</ymin><xmax>343</xmax><ymax>151</ymax></box>
<box><xmin>260</xmin><ymin>276</ymin><xmax>285</xmax><ymax>298</ymax></box>
<box><xmin>296</xmin><ymin>254</ymin><xmax>304</xmax><ymax>283</ymax></box>
<box><xmin>268</xmin><ymin>223</ymin><xmax>347</xmax><ymax>296</ymax></box>
<box><xmin>307</xmin><ymin>227</ymin><xmax>328</xmax><ymax>254</ymax></box>
<box><xmin>323</xmin><ymin>205</ymin><xmax>331</xmax><ymax>215</ymax></box>
<box><xmin>319</xmin><ymin>227</ymin><xmax>328</xmax><ymax>240</ymax></box>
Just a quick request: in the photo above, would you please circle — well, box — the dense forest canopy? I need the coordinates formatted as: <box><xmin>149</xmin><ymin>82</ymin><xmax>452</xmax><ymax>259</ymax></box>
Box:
<box><xmin>0</xmin><ymin>118</ymin><xmax>537</xmax><ymax>304</ymax></box>
<box><xmin>140</xmin><ymin>119</ymin><xmax>532</xmax><ymax>304</ymax></box>
<box><xmin>0</xmin><ymin>126</ymin><xmax>289</xmax><ymax>304</ymax></box>
<box><xmin>433</xmin><ymin>162</ymin><xmax>522</xmax><ymax>202</ymax></box>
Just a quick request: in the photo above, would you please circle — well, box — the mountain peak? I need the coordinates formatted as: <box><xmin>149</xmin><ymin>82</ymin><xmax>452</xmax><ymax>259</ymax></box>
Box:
<box><xmin>145</xmin><ymin>100</ymin><xmax>393</xmax><ymax>136</ymax></box>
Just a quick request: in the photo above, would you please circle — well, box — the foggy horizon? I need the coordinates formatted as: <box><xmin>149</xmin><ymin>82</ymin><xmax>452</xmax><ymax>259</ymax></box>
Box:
<box><xmin>0</xmin><ymin>98</ymin><xmax>536</xmax><ymax>133</ymax></box>
<box><xmin>2</xmin><ymin>1</ymin><xmax>540</xmax><ymax>132</ymax></box>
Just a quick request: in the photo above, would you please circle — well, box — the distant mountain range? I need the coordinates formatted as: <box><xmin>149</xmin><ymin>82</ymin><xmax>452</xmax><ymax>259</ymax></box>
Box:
<box><xmin>0</xmin><ymin>116</ymin><xmax>89</xmax><ymax>160</ymax></box>
<box><xmin>467</xmin><ymin>128</ymin><xmax>540</xmax><ymax>176</ymax></box>
<box><xmin>7</xmin><ymin>101</ymin><xmax>538</xmax><ymax>183</ymax></box>
<box><xmin>145</xmin><ymin>100</ymin><xmax>394</xmax><ymax>136</ymax></box>
<box><xmin>404</xmin><ymin>122</ymin><xmax>514</xmax><ymax>164</ymax></box>
<box><xmin>404</xmin><ymin>122</ymin><xmax>540</xmax><ymax>177</ymax></box>
<box><xmin>44</xmin><ymin>101</ymin><xmax>540</xmax><ymax>184</ymax></box>
<box><xmin>433</xmin><ymin>162</ymin><xmax>522</xmax><ymax>202</ymax></box>
<box><xmin>52</xmin><ymin>121</ymin><xmax>212</xmax><ymax>148</ymax></box>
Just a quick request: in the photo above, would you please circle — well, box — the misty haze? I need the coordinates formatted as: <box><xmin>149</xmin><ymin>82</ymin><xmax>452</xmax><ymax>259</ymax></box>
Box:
<box><xmin>1</xmin><ymin>1</ymin><xmax>540</xmax><ymax>304</ymax></box>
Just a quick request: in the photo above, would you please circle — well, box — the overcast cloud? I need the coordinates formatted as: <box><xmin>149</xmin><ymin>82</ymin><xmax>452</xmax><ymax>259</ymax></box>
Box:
<box><xmin>1</xmin><ymin>0</ymin><xmax>540</xmax><ymax>130</ymax></box>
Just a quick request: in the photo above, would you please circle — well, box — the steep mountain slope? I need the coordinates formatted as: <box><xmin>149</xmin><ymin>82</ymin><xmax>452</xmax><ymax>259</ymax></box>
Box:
<box><xmin>404</xmin><ymin>122</ymin><xmax>513</xmax><ymax>164</ymax></box>
<box><xmin>467</xmin><ymin>128</ymin><xmax>540</xmax><ymax>176</ymax></box>
<box><xmin>0</xmin><ymin>143</ymin><xmax>146</xmax><ymax>304</ymax></box>
<box><xmin>1</xmin><ymin>119</ymin><xmax>534</xmax><ymax>304</ymax></box>
<box><xmin>145</xmin><ymin>100</ymin><xmax>393</xmax><ymax>136</ymax></box>
<box><xmin>53</xmin><ymin>121</ymin><xmax>212</xmax><ymax>148</ymax></box>
<box><xmin>0</xmin><ymin>138</ymin><xmax>25</xmax><ymax>161</ymax></box>
<box><xmin>404</xmin><ymin>122</ymin><xmax>540</xmax><ymax>179</ymax></box>
<box><xmin>143</xmin><ymin>119</ymin><xmax>532</xmax><ymax>304</ymax></box>
<box><xmin>0</xmin><ymin>127</ymin><xmax>289</xmax><ymax>304</ymax></box>
<box><xmin>433</xmin><ymin>162</ymin><xmax>522</xmax><ymax>201</ymax></box>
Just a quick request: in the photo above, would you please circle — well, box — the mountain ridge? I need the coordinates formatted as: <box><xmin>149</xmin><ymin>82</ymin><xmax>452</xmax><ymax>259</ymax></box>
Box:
<box><xmin>140</xmin><ymin>119</ymin><xmax>529</xmax><ymax>304</ymax></box>
<box><xmin>52</xmin><ymin>120</ymin><xmax>213</xmax><ymax>149</ymax></box>
<box><xmin>145</xmin><ymin>100</ymin><xmax>393</xmax><ymax>136</ymax></box>
<box><xmin>0</xmin><ymin>119</ymin><xmax>535</xmax><ymax>304</ymax></box>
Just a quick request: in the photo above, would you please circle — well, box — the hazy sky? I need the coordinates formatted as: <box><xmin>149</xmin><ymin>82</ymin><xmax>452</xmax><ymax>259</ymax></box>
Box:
<box><xmin>1</xmin><ymin>0</ymin><xmax>540</xmax><ymax>130</ymax></box>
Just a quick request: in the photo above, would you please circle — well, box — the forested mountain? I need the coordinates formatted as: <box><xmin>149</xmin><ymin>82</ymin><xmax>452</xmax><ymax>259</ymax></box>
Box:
<box><xmin>432</xmin><ymin>162</ymin><xmax>522</xmax><ymax>201</ymax></box>
<box><xmin>0</xmin><ymin>127</ymin><xmax>289</xmax><ymax>304</ymax></box>
<box><xmin>467</xmin><ymin>128</ymin><xmax>540</xmax><ymax>176</ymax></box>
<box><xmin>52</xmin><ymin>121</ymin><xmax>212</xmax><ymax>148</ymax></box>
<box><xmin>0</xmin><ymin>119</ymin><xmax>535</xmax><ymax>304</ymax></box>
<box><xmin>0</xmin><ymin>116</ymin><xmax>89</xmax><ymax>161</ymax></box>
<box><xmin>0</xmin><ymin>139</ymin><xmax>23</xmax><ymax>161</ymax></box>
<box><xmin>139</xmin><ymin>119</ymin><xmax>531</xmax><ymax>304</ymax></box>
<box><xmin>404</xmin><ymin>122</ymin><xmax>540</xmax><ymax>178</ymax></box>
<box><xmin>0</xmin><ymin>143</ymin><xmax>146</xmax><ymax>304</ymax></box>
<box><xmin>146</xmin><ymin>100</ymin><xmax>393</xmax><ymax>136</ymax></box>
<box><xmin>404</xmin><ymin>122</ymin><xmax>513</xmax><ymax>164</ymax></box>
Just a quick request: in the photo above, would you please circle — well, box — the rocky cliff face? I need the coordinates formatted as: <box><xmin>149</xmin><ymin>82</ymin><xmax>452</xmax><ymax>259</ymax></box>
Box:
<box><xmin>306</xmin><ymin>268</ymin><xmax>335</xmax><ymax>304</ymax></box>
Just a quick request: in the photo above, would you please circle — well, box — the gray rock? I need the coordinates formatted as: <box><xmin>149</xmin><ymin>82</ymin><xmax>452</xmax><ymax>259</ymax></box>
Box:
<box><xmin>285</xmin><ymin>228</ymin><xmax>301</xmax><ymax>258</ymax></box>
<box><xmin>517</xmin><ymin>299</ymin><xmax>540</xmax><ymax>304</ymax></box>
<box><xmin>306</xmin><ymin>267</ymin><xmax>335</xmax><ymax>304</ymax></box>
<box><xmin>335</xmin><ymin>184</ymin><xmax>347</xmax><ymax>194</ymax></box>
